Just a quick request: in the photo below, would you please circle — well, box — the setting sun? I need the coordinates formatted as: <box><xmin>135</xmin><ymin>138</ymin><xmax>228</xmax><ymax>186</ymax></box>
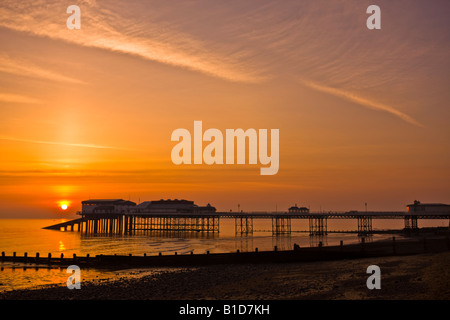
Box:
<box><xmin>61</xmin><ymin>204</ymin><xmax>68</xmax><ymax>210</ymax></box>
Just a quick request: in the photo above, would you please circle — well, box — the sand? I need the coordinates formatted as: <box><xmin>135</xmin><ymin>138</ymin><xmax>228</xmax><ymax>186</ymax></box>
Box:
<box><xmin>1</xmin><ymin>251</ymin><xmax>449</xmax><ymax>300</ymax></box>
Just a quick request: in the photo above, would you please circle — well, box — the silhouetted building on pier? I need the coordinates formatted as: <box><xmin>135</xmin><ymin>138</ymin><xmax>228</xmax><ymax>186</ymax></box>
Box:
<box><xmin>288</xmin><ymin>204</ymin><xmax>309</xmax><ymax>213</ymax></box>
<box><xmin>80</xmin><ymin>199</ymin><xmax>215</xmax><ymax>215</ymax></box>
<box><xmin>81</xmin><ymin>199</ymin><xmax>136</xmax><ymax>214</ymax></box>
<box><xmin>134</xmin><ymin>199</ymin><xmax>216</xmax><ymax>214</ymax></box>
<box><xmin>407</xmin><ymin>200</ymin><xmax>450</xmax><ymax>214</ymax></box>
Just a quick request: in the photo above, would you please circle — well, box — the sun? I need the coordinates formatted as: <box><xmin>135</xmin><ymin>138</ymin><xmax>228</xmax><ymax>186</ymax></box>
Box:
<box><xmin>57</xmin><ymin>200</ymin><xmax>71</xmax><ymax>212</ymax></box>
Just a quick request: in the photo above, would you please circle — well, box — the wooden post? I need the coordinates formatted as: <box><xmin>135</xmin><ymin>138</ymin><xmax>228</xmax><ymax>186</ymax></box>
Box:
<box><xmin>48</xmin><ymin>253</ymin><xmax>52</xmax><ymax>264</ymax></box>
<box><xmin>393</xmin><ymin>237</ymin><xmax>396</xmax><ymax>255</ymax></box>
<box><xmin>13</xmin><ymin>252</ymin><xmax>16</xmax><ymax>263</ymax></box>
<box><xmin>24</xmin><ymin>252</ymin><xmax>28</xmax><ymax>263</ymax></box>
<box><xmin>129</xmin><ymin>216</ymin><xmax>133</xmax><ymax>233</ymax></box>
<box><xmin>36</xmin><ymin>252</ymin><xmax>40</xmax><ymax>263</ymax></box>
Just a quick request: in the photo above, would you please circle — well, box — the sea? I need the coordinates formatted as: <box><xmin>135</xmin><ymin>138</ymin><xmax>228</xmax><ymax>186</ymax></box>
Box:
<box><xmin>0</xmin><ymin>218</ymin><xmax>448</xmax><ymax>292</ymax></box>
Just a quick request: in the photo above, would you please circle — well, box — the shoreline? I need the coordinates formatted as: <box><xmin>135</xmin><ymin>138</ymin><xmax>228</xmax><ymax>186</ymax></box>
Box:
<box><xmin>1</xmin><ymin>236</ymin><xmax>450</xmax><ymax>300</ymax></box>
<box><xmin>1</xmin><ymin>251</ymin><xmax>450</xmax><ymax>300</ymax></box>
<box><xmin>2</xmin><ymin>234</ymin><xmax>449</xmax><ymax>268</ymax></box>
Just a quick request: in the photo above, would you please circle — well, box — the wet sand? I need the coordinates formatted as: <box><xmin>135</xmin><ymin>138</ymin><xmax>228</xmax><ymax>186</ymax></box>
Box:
<box><xmin>1</xmin><ymin>251</ymin><xmax>449</xmax><ymax>300</ymax></box>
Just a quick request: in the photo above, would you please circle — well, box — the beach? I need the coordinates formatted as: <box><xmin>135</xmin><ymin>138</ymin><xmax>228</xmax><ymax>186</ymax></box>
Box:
<box><xmin>1</xmin><ymin>250</ymin><xmax>449</xmax><ymax>300</ymax></box>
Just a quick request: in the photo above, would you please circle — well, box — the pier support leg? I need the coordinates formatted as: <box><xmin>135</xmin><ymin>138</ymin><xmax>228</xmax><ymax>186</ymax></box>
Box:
<box><xmin>357</xmin><ymin>216</ymin><xmax>373</xmax><ymax>236</ymax></box>
<box><xmin>235</xmin><ymin>217</ymin><xmax>253</xmax><ymax>235</ymax></box>
<box><xmin>309</xmin><ymin>216</ymin><xmax>327</xmax><ymax>236</ymax></box>
<box><xmin>404</xmin><ymin>216</ymin><xmax>419</xmax><ymax>233</ymax></box>
<box><xmin>272</xmin><ymin>216</ymin><xmax>291</xmax><ymax>235</ymax></box>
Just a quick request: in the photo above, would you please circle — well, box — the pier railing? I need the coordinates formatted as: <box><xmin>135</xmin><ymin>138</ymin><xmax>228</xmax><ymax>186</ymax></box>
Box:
<box><xmin>46</xmin><ymin>210</ymin><xmax>450</xmax><ymax>236</ymax></box>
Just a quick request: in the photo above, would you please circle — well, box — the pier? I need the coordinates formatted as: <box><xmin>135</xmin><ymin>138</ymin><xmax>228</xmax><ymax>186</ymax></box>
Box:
<box><xmin>43</xmin><ymin>199</ymin><xmax>450</xmax><ymax>236</ymax></box>
<box><xmin>44</xmin><ymin>214</ymin><xmax>220</xmax><ymax>234</ymax></box>
<box><xmin>225</xmin><ymin>211</ymin><xmax>450</xmax><ymax>235</ymax></box>
<box><xmin>43</xmin><ymin>211</ymin><xmax>450</xmax><ymax>236</ymax></box>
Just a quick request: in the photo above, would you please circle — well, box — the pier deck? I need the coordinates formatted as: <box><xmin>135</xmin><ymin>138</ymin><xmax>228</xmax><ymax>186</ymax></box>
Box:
<box><xmin>43</xmin><ymin>211</ymin><xmax>450</xmax><ymax>236</ymax></box>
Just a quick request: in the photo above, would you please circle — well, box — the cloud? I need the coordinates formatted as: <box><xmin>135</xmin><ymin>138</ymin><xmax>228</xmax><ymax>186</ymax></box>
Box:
<box><xmin>0</xmin><ymin>54</ymin><xmax>86</xmax><ymax>84</ymax></box>
<box><xmin>0</xmin><ymin>1</ymin><xmax>265</xmax><ymax>83</ymax></box>
<box><xmin>218</xmin><ymin>1</ymin><xmax>442</xmax><ymax>127</ymax></box>
<box><xmin>0</xmin><ymin>93</ymin><xmax>42</xmax><ymax>104</ymax></box>
<box><xmin>0</xmin><ymin>0</ymin><xmax>445</xmax><ymax>127</ymax></box>
<box><xmin>298</xmin><ymin>79</ymin><xmax>423</xmax><ymax>127</ymax></box>
<box><xmin>0</xmin><ymin>135</ymin><xmax>126</xmax><ymax>150</ymax></box>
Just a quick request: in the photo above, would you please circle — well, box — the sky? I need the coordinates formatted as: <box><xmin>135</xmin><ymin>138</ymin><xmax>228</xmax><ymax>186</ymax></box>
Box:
<box><xmin>0</xmin><ymin>0</ymin><xmax>449</xmax><ymax>218</ymax></box>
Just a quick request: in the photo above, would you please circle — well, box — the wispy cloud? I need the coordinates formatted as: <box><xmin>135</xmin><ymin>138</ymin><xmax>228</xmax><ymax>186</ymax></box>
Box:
<box><xmin>0</xmin><ymin>0</ymin><xmax>265</xmax><ymax>83</ymax></box>
<box><xmin>299</xmin><ymin>79</ymin><xmax>423</xmax><ymax>127</ymax></box>
<box><xmin>0</xmin><ymin>0</ymin><xmax>445</xmax><ymax>127</ymax></box>
<box><xmin>0</xmin><ymin>93</ymin><xmax>42</xmax><ymax>104</ymax></box>
<box><xmin>0</xmin><ymin>54</ymin><xmax>86</xmax><ymax>84</ymax></box>
<box><xmin>218</xmin><ymin>1</ymin><xmax>444</xmax><ymax>127</ymax></box>
<box><xmin>0</xmin><ymin>135</ymin><xmax>125</xmax><ymax>150</ymax></box>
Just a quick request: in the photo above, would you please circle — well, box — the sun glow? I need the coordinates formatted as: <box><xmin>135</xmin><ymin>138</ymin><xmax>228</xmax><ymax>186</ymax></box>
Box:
<box><xmin>58</xmin><ymin>201</ymin><xmax>70</xmax><ymax>211</ymax></box>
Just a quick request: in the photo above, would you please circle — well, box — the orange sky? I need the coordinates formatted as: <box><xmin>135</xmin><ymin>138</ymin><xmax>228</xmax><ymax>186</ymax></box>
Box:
<box><xmin>0</xmin><ymin>0</ymin><xmax>449</xmax><ymax>218</ymax></box>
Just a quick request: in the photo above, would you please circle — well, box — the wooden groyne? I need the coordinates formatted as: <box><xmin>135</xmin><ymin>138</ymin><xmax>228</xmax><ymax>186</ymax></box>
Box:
<box><xmin>2</xmin><ymin>236</ymin><xmax>450</xmax><ymax>269</ymax></box>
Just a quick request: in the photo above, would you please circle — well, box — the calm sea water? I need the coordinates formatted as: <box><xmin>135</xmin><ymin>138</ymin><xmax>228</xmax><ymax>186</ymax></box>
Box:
<box><xmin>0</xmin><ymin>218</ymin><xmax>447</xmax><ymax>292</ymax></box>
